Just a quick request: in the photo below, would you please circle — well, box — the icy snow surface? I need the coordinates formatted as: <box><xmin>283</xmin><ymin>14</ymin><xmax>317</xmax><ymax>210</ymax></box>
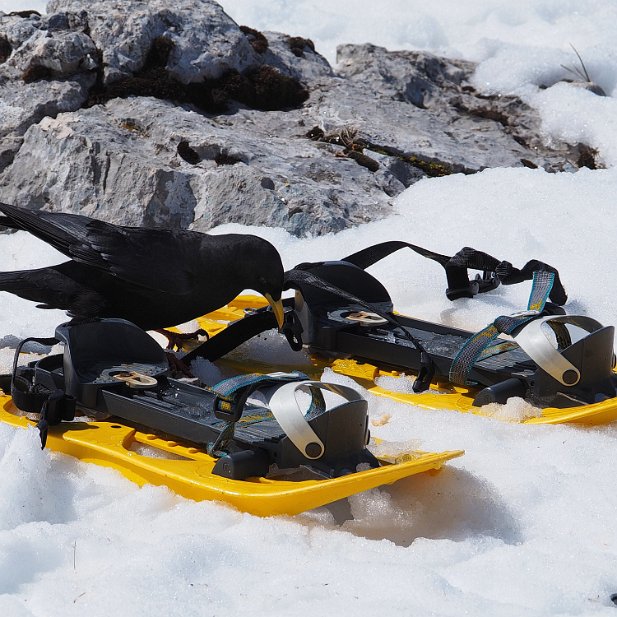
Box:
<box><xmin>1</xmin><ymin>1</ymin><xmax>617</xmax><ymax>616</ymax></box>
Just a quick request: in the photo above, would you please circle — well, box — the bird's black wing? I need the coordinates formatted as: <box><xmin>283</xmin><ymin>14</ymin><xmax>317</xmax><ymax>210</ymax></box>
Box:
<box><xmin>67</xmin><ymin>219</ymin><xmax>205</xmax><ymax>294</ymax></box>
<box><xmin>0</xmin><ymin>203</ymin><xmax>204</xmax><ymax>294</ymax></box>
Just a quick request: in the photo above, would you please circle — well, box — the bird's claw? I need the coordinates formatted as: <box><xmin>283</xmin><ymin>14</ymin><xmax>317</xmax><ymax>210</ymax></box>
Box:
<box><xmin>157</xmin><ymin>328</ymin><xmax>209</xmax><ymax>352</ymax></box>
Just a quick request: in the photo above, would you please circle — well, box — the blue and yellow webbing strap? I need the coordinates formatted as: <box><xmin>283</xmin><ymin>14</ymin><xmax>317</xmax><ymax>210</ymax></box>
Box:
<box><xmin>448</xmin><ymin>270</ymin><xmax>555</xmax><ymax>386</ymax></box>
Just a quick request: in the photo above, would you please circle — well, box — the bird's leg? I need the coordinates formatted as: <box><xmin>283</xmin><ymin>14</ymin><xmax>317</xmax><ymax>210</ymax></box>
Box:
<box><xmin>155</xmin><ymin>328</ymin><xmax>209</xmax><ymax>352</ymax></box>
<box><xmin>165</xmin><ymin>351</ymin><xmax>195</xmax><ymax>378</ymax></box>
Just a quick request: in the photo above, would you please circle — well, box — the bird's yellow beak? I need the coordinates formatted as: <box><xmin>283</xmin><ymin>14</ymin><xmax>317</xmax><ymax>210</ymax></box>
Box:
<box><xmin>264</xmin><ymin>293</ymin><xmax>285</xmax><ymax>329</ymax></box>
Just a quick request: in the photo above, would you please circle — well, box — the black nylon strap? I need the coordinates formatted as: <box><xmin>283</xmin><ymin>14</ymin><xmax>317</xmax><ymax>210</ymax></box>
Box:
<box><xmin>10</xmin><ymin>336</ymin><xmax>61</xmax><ymax>414</ymax></box>
<box><xmin>181</xmin><ymin>310</ymin><xmax>278</xmax><ymax>364</ymax></box>
<box><xmin>10</xmin><ymin>336</ymin><xmax>76</xmax><ymax>448</ymax></box>
<box><xmin>445</xmin><ymin>247</ymin><xmax>500</xmax><ymax>299</ymax></box>
<box><xmin>343</xmin><ymin>241</ymin><xmax>496</xmax><ymax>299</ymax></box>
<box><xmin>181</xmin><ymin>299</ymin><xmax>303</xmax><ymax>364</ymax></box>
<box><xmin>343</xmin><ymin>240</ymin><xmax>449</xmax><ymax>269</ymax></box>
<box><xmin>496</xmin><ymin>259</ymin><xmax>567</xmax><ymax>305</ymax></box>
<box><xmin>11</xmin><ymin>336</ymin><xmax>59</xmax><ymax>382</ymax></box>
<box><xmin>342</xmin><ymin>241</ymin><xmax>567</xmax><ymax>305</ymax></box>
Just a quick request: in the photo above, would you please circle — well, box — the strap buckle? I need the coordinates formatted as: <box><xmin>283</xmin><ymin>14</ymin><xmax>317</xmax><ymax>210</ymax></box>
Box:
<box><xmin>37</xmin><ymin>389</ymin><xmax>76</xmax><ymax>448</ymax></box>
<box><xmin>446</xmin><ymin>271</ymin><xmax>499</xmax><ymax>301</ymax></box>
<box><xmin>213</xmin><ymin>390</ymin><xmax>250</xmax><ymax>422</ymax></box>
<box><xmin>281</xmin><ymin>309</ymin><xmax>304</xmax><ymax>351</ymax></box>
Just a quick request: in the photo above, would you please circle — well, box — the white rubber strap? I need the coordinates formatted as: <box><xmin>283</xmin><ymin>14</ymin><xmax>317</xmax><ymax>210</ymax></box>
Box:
<box><xmin>267</xmin><ymin>381</ymin><xmax>364</xmax><ymax>459</ymax></box>
<box><xmin>514</xmin><ymin>315</ymin><xmax>603</xmax><ymax>386</ymax></box>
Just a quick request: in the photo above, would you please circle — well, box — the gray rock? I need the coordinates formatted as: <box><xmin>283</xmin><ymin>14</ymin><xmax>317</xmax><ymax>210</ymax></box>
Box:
<box><xmin>0</xmin><ymin>75</ymin><xmax>94</xmax><ymax>170</ymax></box>
<box><xmin>0</xmin><ymin>96</ymin><xmax>392</xmax><ymax>235</ymax></box>
<box><xmin>0</xmin><ymin>12</ymin><xmax>40</xmax><ymax>51</ymax></box>
<box><xmin>47</xmin><ymin>0</ymin><xmax>259</xmax><ymax>83</ymax></box>
<box><xmin>337</xmin><ymin>43</ymin><xmax>469</xmax><ymax>108</ymax></box>
<box><xmin>1</xmin><ymin>9</ymin><xmax>93</xmax><ymax>76</ymax></box>
<box><xmin>15</xmin><ymin>30</ymin><xmax>97</xmax><ymax>75</ymax></box>
<box><xmin>0</xmin><ymin>10</ymin><xmax>95</xmax><ymax>170</ymax></box>
<box><xmin>0</xmin><ymin>101</ymin><xmax>196</xmax><ymax>228</ymax></box>
<box><xmin>0</xmin><ymin>1</ymin><xmax>598</xmax><ymax>237</ymax></box>
<box><xmin>260</xmin><ymin>31</ymin><xmax>334</xmax><ymax>82</ymax></box>
<box><xmin>333</xmin><ymin>44</ymin><xmax>578</xmax><ymax>173</ymax></box>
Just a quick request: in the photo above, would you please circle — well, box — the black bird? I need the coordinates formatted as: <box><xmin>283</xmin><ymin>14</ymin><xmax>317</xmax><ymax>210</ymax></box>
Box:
<box><xmin>0</xmin><ymin>203</ymin><xmax>285</xmax><ymax>336</ymax></box>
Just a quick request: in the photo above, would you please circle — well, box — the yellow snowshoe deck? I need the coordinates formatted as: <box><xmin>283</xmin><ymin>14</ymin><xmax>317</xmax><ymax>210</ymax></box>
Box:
<box><xmin>0</xmin><ymin>394</ymin><xmax>462</xmax><ymax>516</ymax></box>
<box><xmin>196</xmin><ymin>296</ymin><xmax>617</xmax><ymax>426</ymax></box>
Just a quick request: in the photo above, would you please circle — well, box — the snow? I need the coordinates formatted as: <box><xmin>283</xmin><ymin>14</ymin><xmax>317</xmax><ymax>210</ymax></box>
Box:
<box><xmin>2</xmin><ymin>1</ymin><xmax>617</xmax><ymax>616</ymax></box>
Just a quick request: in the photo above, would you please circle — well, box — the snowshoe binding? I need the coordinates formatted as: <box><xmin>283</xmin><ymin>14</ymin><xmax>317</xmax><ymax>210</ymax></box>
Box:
<box><xmin>0</xmin><ymin>317</ymin><xmax>463</xmax><ymax>515</ymax></box>
<box><xmin>190</xmin><ymin>242</ymin><xmax>617</xmax><ymax>425</ymax></box>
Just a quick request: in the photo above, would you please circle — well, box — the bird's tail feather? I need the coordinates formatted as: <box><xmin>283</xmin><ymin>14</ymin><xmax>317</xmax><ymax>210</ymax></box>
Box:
<box><xmin>0</xmin><ymin>215</ymin><xmax>22</xmax><ymax>230</ymax></box>
<box><xmin>0</xmin><ymin>268</ymin><xmax>68</xmax><ymax>308</ymax></box>
<box><xmin>0</xmin><ymin>270</ymin><xmax>28</xmax><ymax>290</ymax></box>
